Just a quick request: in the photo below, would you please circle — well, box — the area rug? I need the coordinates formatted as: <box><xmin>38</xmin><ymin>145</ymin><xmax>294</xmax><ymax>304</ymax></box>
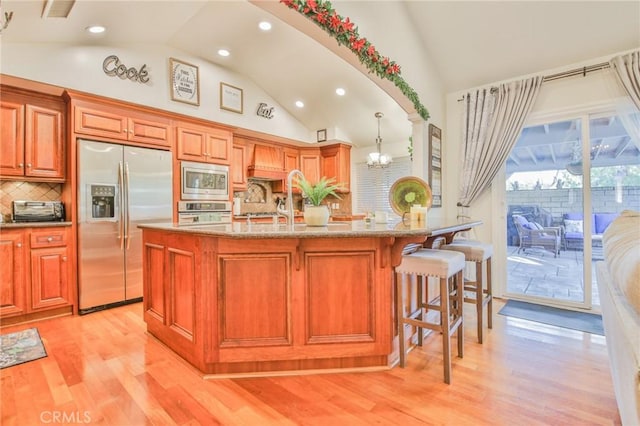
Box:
<box><xmin>0</xmin><ymin>328</ymin><xmax>47</xmax><ymax>369</ymax></box>
<box><xmin>498</xmin><ymin>299</ymin><xmax>604</xmax><ymax>335</ymax></box>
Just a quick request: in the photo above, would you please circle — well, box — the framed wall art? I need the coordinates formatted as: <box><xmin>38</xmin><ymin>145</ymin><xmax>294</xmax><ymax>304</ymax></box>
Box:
<box><xmin>317</xmin><ymin>129</ymin><xmax>327</xmax><ymax>142</ymax></box>
<box><xmin>428</xmin><ymin>123</ymin><xmax>442</xmax><ymax>207</ymax></box>
<box><xmin>220</xmin><ymin>82</ymin><xmax>243</xmax><ymax>114</ymax></box>
<box><xmin>170</xmin><ymin>58</ymin><xmax>200</xmax><ymax>106</ymax></box>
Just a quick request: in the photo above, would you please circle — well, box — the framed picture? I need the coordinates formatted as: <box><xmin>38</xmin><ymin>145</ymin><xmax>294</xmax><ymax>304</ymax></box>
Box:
<box><xmin>170</xmin><ymin>58</ymin><xmax>200</xmax><ymax>106</ymax></box>
<box><xmin>428</xmin><ymin>124</ymin><xmax>442</xmax><ymax>207</ymax></box>
<box><xmin>317</xmin><ymin>129</ymin><xmax>327</xmax><ymax>142</ymax></box>
<box><xmin>220</xmin><ymin>82</ymin><xmax>243</xmax><ymax>114</ymax></box>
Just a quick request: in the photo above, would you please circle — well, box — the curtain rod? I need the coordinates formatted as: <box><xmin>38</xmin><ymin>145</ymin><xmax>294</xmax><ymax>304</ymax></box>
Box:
<box><xmin>457</xmin><ymin>61</ymin><xmax>611</xmax><ymax>101</ymax></box>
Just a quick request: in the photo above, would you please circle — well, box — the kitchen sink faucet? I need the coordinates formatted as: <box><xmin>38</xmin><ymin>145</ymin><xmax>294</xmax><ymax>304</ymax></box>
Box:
<box><xmin>277</xmin><ymin>169</ymin><xmax>305</xmax><ymax>228</ymax></box>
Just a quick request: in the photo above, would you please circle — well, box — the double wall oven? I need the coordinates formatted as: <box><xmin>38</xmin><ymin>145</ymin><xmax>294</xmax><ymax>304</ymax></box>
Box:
<box><xmin>179</xmin><ymin>161</ymin><xmax>231</xmax><ymax>225</ymax></box>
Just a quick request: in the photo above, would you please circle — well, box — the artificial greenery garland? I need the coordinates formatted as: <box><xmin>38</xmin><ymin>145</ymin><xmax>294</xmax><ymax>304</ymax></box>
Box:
<box><xmin>281</xmin><ymin>0</ymin><xmax>430</xmax><ymax>121</ymax></box>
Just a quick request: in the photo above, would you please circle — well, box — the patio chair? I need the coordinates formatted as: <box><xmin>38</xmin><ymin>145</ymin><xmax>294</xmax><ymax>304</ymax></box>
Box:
<box><xmin>512</xmin><ymin>214</ymin><xmax>561</xmax><ymax>257</ymax></box>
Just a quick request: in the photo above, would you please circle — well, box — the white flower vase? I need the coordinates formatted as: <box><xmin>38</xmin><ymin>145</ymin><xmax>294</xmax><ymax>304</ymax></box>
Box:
<box><xmin>304</xmin><ymin>205</ymin><xmax>330</xmax><ymax>226</ymax></box>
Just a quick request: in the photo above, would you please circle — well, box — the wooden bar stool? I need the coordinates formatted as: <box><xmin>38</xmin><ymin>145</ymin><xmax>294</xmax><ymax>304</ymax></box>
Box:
<box><xmin>440</xmin><ymin>240</ymin><xmax>493</xmax><ymax>343</ymax></box>
<box><xmin>394</xmin><ymin>249</ymin><xmax>466</xmax><ymax>384</ymax></box>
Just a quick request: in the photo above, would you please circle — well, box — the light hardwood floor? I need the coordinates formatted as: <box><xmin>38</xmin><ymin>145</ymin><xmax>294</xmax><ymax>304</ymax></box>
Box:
<box><xmin>1</xmin><ymin>299</ymin><xmax>621</xmax><ymax>425</ymax></box>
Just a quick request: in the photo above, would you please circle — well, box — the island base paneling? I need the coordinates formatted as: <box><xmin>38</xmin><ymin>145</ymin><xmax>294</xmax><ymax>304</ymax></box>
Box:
<box><xmin>142</xmin><ymin>229</ymin><xmax>396</xmax><ymax>376</ymax></box>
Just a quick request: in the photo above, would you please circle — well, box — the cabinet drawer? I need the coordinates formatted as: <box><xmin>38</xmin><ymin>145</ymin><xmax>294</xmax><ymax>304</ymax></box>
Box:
<box><xmin>30</xmin><ymin>229</ymin><xmax>67</xmax><ymax>248</ymax></box>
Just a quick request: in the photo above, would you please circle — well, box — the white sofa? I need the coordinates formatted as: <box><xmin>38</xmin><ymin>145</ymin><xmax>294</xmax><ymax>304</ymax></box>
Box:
<box><xmin>596</xmin><ymin>210</ymin><xmax>640</xmax><ymax>425</ymax></box>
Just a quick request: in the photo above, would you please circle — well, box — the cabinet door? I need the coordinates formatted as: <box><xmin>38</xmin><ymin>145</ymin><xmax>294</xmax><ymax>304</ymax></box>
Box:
<box><xmin>176</xmin><ymin>126</ymin><xmax>207</xmax><ymax>162</ymax></box>
<box><xmin>300</xmin><ymin>152</ymin><xmax>320</xmax><ymax>185</ymax></box>
<box><xmin>231</xmin><ymin>143</ymin><xmax>248</xmax><ymax>190</ymax></box>
<box><xmin>321</xmin><ymin>144</ymin><xmax>350</xmax><ymax>192</ymax></box>
<box><xmin>0</xmin><ymin>231</ymin><xmax>27</xmax><ymax>317</ymax></box>
<box><xmin>25</xmin><ymin>104</ymin><xmax>64</xmax><ymax>179</ymax></box>
<box><xmin>30</xmin><ymin>246</ymin><xmax>70</xmax><ymax>311</ymax></box>
<box><xmin>128</xmin><ymin>117</ymin><xmax>171</xmax><ymax>147</ymax></box>
<box><xmin>75</xmin><ymin>105</ymin><xmax>128</xmax><ymax>140</ymax></box>
<box><xmin>0</xmin><ymin>101</ymin><xmax>25</xmax><ymax>177</ymax></box>
<box><xmin>206</xmin><ymin>129</ymin><xmax>232</xmax><ymax>164</ymax></box>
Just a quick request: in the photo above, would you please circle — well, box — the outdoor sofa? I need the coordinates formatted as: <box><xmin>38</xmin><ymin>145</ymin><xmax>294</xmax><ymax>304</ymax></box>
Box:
<box><xmin>562</xmin><ymin>212</ymin><xmax>619</xmax><ymax>250</ymax></box>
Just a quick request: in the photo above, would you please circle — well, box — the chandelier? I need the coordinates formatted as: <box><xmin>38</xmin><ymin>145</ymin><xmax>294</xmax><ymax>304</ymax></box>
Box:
<box><xmin>367</xmin><ymin>112</ymin><xmax>392</xmax><ymax>169</ymax></box>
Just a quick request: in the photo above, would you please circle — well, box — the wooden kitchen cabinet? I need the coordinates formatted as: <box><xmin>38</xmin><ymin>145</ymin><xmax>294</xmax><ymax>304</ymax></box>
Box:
<box><xmin>29</xmin><ymin>228</ymin><xmax>71</xmax><ymax>311</ymax></box>
<box><xmin>142</xmin><ymin>230</ymin><xmax>390</xmax><ymax>375</ymax></box>
<box><xmin>321</xmin><ymin>143</ymin><xmax>351</xmax><ymax>192</ymax></box>
<box><xmin>0</xmin><ymin>230</ymin><xmax>28</xmax><ymax>317</ymax></box>
<box><xmin>176</xmin><ymin>123</ymin><xmax>232</xmax><ymax>164</ymax></box>
<box><xmin>299</xmin><ymin>148</ymin><xmax>321</xmax><ymax>185</ymax></box>
<box><xmin>0</xmin><ymin>227</ymin><xmax>72</xmax><ymax>321</ymax></box>
<box><xmin>0</xmin><ymin>90</ymin><xmax>65</xmax><ymax>181</ymax></box>
<box><xmin>231</xmin><ymin>142</ymin><xmax>248</xmax><ymax>190</ymax></box>
<box><xmin>74</xmin><ymin>104</ymin><xmax>171</xmax><ymax>148</ymax></box>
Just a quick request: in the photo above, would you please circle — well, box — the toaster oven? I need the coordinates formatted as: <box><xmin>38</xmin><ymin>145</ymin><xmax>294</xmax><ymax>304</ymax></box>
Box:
<box><xmin>12</xmin><ymin>201</ymin><xmax>65</xmax><ymax>223</ymax></box>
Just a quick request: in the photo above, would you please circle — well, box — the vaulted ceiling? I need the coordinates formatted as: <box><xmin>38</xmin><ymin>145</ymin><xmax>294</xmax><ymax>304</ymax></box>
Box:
<box><xmin>2</xmin><ymin>0</ymin><xmax>639</xmax><ymax>154</ymax></box>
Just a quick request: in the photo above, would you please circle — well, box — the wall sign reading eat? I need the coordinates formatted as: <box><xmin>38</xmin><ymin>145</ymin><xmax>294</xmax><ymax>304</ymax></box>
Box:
<box><xmin>102</xmin><ymin>55</ymin><xmax>149</xmax><ymax>83</ymax></box>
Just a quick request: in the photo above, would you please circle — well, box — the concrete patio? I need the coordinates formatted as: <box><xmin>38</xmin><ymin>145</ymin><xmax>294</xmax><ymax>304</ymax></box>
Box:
<box><xmin>506</xmin><ymin>245</ymin><xmax>600</xmax><ymax>309</ymax></box>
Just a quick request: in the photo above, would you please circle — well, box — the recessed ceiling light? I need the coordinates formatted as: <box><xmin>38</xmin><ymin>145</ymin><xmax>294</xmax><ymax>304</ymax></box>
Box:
<box><xmin>218</xmin><ymin>49</ymin><xmax>230</xmax><ymax>57</ymax></box>
<box><xmin>259</xmin><ymin>21</ymin><xmax>272</xmax><ymax>31</ymax></box>
<box><xmin>335</xmin><ymin>88</ymin><xmax>346</xmax><ymax>96</ymax></box>
<box><xmin>86</xmin><ymin>25</ymin><xmax>106</xmax><ymax>34</ymax></box>
<box><xmin>295</xmin><ymin>101</ymin><xmax>304</xmax><ymax>108</ymax></box>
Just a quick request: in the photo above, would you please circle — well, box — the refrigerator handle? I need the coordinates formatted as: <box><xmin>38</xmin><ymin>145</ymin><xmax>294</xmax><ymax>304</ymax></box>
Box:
<box><xmin>118</xmin><ymin>161</ymin><xmax>125</xmax><ymax>250</ymax></box>
<box><xmin>124</xmin><ymin>161</ymin><xmax>131</xmax><ymax>250</ymax></box>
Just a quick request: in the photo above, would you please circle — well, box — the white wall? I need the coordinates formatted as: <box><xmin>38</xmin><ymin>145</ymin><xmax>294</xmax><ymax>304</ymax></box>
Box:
<box><xmin>1</xmin><ymin>42</ymin><xmax>313</xmax><ymax>142</ymax></box>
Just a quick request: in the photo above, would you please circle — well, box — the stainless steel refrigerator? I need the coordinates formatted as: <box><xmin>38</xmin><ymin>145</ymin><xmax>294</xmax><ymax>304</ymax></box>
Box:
<box><xmin>78</xmin><ymin>139</ymin><xmax>172</xmax><ymax>314</ymax></box>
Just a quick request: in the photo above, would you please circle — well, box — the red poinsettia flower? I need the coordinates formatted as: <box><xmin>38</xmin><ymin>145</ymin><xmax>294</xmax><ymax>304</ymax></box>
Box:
<box><xmin>281</xmin><ymin>0</ymin><xmax>296</xmax><ymax>8</ymax></box>
<box><xmin>351</xmin><ymin>37</ymin><xmax>367</xmax><ymax>52</ymax></box>
<box><xmin>381</xmin><ymin>57</ymin><xmax>390</xmax><ymax>67</ymax></box>
<box><xmin>386</xmin><ymin>63</ymin><xmax>401</xmax><ymax>75</ymax></box>
<box><xmin>341</xmin><ymin>16</ymin><xmax>354</xmax><ymax>33</ymax></box>
<box><xmin>329</xmin><ymin>12</ymin><xmax>342</xmax><ymax>31</ymax></box>
<box><xmin>366</xmin><ymin>44</ymin><xmax>376</xmax><ymax>58</ymax></box>
<box><xmin>303</xmin><ymin>0</ymin><xmax>318</xmax><ymax>14</ymax></box>
<box><xmin>316</xmin><ymin>10</ymin><xmax>329</xmax><ymax>24</ymax></box>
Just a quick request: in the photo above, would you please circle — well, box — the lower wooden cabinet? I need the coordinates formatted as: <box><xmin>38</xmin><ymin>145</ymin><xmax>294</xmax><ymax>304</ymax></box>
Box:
<box><xmin>142</xmin><ymin>230</ymin><xmax>391</xmax><ymax>375</ymax></box>
<box><xmin>0</xmin><ymin>227</ymin><xmax>72</xmax><ymax>320</ymax></box>
<box><xmin>0</xmin><ymin>230</ymin><xmax>27</xmax><ymax>317</ymax></box>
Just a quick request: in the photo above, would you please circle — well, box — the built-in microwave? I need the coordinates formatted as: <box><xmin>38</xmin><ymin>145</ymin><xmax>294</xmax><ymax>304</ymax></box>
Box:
<box><xmin>181</xmin><ymin>161</ymin><xmax>230</xmax><ymax>201</ymax></box>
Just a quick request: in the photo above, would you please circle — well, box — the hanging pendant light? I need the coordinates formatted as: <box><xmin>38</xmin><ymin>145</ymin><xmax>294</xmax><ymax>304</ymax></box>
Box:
<box><xmin>367</xmin><ymin>112</ymin><xmax>392</xmax><ymax>168</ymax></box>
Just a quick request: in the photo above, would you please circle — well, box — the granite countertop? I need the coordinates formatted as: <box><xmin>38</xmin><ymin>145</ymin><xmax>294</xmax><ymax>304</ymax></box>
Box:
<box><xmin>0</xmin><ymin>221</ymin><xmax>72</xmax><ymax>229</ymax></box>
<box><xmin>139</xmin><ymin>218</ymin><xmax>482</xmax><ymax>239</ymax></box>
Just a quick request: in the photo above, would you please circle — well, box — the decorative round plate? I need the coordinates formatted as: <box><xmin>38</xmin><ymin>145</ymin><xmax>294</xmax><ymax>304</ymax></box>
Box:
<box><xmin>389</xmin><ymin>176</ymin><xmax>433</xmax><ymax>216</ymax></box>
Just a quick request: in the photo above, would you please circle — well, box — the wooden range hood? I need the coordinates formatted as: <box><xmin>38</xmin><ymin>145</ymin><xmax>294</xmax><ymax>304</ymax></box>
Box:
<box><xmin>247</xmin><ymin>144</ymin><xmax>287</xmax><ymax>181</ymax></box>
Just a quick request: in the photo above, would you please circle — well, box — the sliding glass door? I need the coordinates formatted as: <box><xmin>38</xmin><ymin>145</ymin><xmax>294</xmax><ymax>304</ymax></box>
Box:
<box><xmin>505</xmin><ymin>110</ymin><xmax>639</xmax><ymax>310</ymax></box>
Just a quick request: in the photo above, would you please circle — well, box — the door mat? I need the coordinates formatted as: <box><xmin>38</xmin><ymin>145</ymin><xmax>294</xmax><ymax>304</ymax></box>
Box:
<box><xmin>498</xmin><ymin>299</ymin><xmax>604</xmax><ymax>335</ymax></box>
<box><xmin>0</xmin><ymin>328</ymin><xmax>47</xmax><ymax>369</ymax></box>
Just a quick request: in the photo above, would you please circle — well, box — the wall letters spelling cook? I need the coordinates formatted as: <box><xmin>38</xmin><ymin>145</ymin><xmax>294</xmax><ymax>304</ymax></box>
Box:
<box><xmin>103</xmin><ymin>55</ymin><xmax>149</xmax><ymax>83</ymax></box>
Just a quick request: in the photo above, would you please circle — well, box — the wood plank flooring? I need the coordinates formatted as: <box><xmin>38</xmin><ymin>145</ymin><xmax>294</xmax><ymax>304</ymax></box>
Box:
<box><xmin>1</xmin><ymin>299</ymin><xmax>621</xmax><ymax>425</ymax></box>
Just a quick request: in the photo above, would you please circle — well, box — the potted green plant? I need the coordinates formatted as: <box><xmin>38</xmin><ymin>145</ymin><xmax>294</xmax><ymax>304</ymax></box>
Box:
<box><xmin>294</xmin><ymin>176</ymin><xmax>345</xmax><ymax>226</ymax></box>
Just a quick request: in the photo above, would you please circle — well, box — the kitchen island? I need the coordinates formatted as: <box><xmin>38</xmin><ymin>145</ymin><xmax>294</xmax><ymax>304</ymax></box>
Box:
<box><xmin>139</xmin><ymin>218</ymin><xmax>480</xmax><ymax>377</ymax></box>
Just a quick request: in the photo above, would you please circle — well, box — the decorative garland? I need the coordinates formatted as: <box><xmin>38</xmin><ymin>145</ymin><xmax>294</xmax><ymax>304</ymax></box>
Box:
<box><xmin>281</xmin><ymin>0</ymin><xmax>429</xmax><ymax>121</ymax></box>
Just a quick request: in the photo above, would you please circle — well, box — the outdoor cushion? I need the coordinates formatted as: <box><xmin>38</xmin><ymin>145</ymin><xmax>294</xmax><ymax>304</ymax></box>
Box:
<box><xmin>595</xmin><ymin>213</ymin><xmax>619</xmax><ymax>234</ymax></box>
<box><xmin>564</xmin><ymin>219</ymin><xmax>583</xmax><ymax>233</ymax></box>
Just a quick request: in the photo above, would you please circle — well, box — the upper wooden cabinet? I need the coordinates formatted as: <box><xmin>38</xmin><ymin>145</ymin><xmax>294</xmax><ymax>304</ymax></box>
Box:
<box><xmin>176</xmin><ymin>123</ymin><xmax>232</xmax><ymax>165</ymax></box>
<box><xmin>320</xmin><ymin>144</ymin><xmax>351</xmax><ymax>192</ymax></box>
<box><xmin>231</xmin><ymin>142</ymin><xmax>248</xmax><ymax>190</ymax></box>
<box><xmin>1</xmin><ymin>90</ymin><xmax>65</xmax><ymax>181</ymax></box>
<box><xmin>74</xmin><ymin>104</ymin><xmax>171</xmax><ymax>148</ymax></box>
<box><xmin>299</xmin><ymin>148</ymin><xmax>321</xmax><ymax>185</ymax></box>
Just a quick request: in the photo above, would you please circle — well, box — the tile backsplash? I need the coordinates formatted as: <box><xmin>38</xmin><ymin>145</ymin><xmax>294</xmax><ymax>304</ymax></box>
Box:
<box><xmin>0</xmin><ymin>181</ymin><xmax>63</xmax><ymax>221</ymax></box>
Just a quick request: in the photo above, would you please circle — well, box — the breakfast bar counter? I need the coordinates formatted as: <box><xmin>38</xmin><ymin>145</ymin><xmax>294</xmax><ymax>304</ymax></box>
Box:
<box><xmin>139</xmin><ymin>218</ymin><xmax>480</xmax><ymax>377</ymax></box>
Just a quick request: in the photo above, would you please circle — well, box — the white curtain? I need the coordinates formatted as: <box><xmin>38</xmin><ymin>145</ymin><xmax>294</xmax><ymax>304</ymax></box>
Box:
<box><xmin>458</xmin><ymin>76</ymin><xmax>543</xmax><ymax>208</ymax></box>
<box><xmin>609</xmin><ymin>50</ymin><xmax>640</xmax><ymax>150</ymax></box>
<box><xmin>610</xmin><ymin>50</ymin><xmax>640</xmax><ymax>110</ymax></box>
